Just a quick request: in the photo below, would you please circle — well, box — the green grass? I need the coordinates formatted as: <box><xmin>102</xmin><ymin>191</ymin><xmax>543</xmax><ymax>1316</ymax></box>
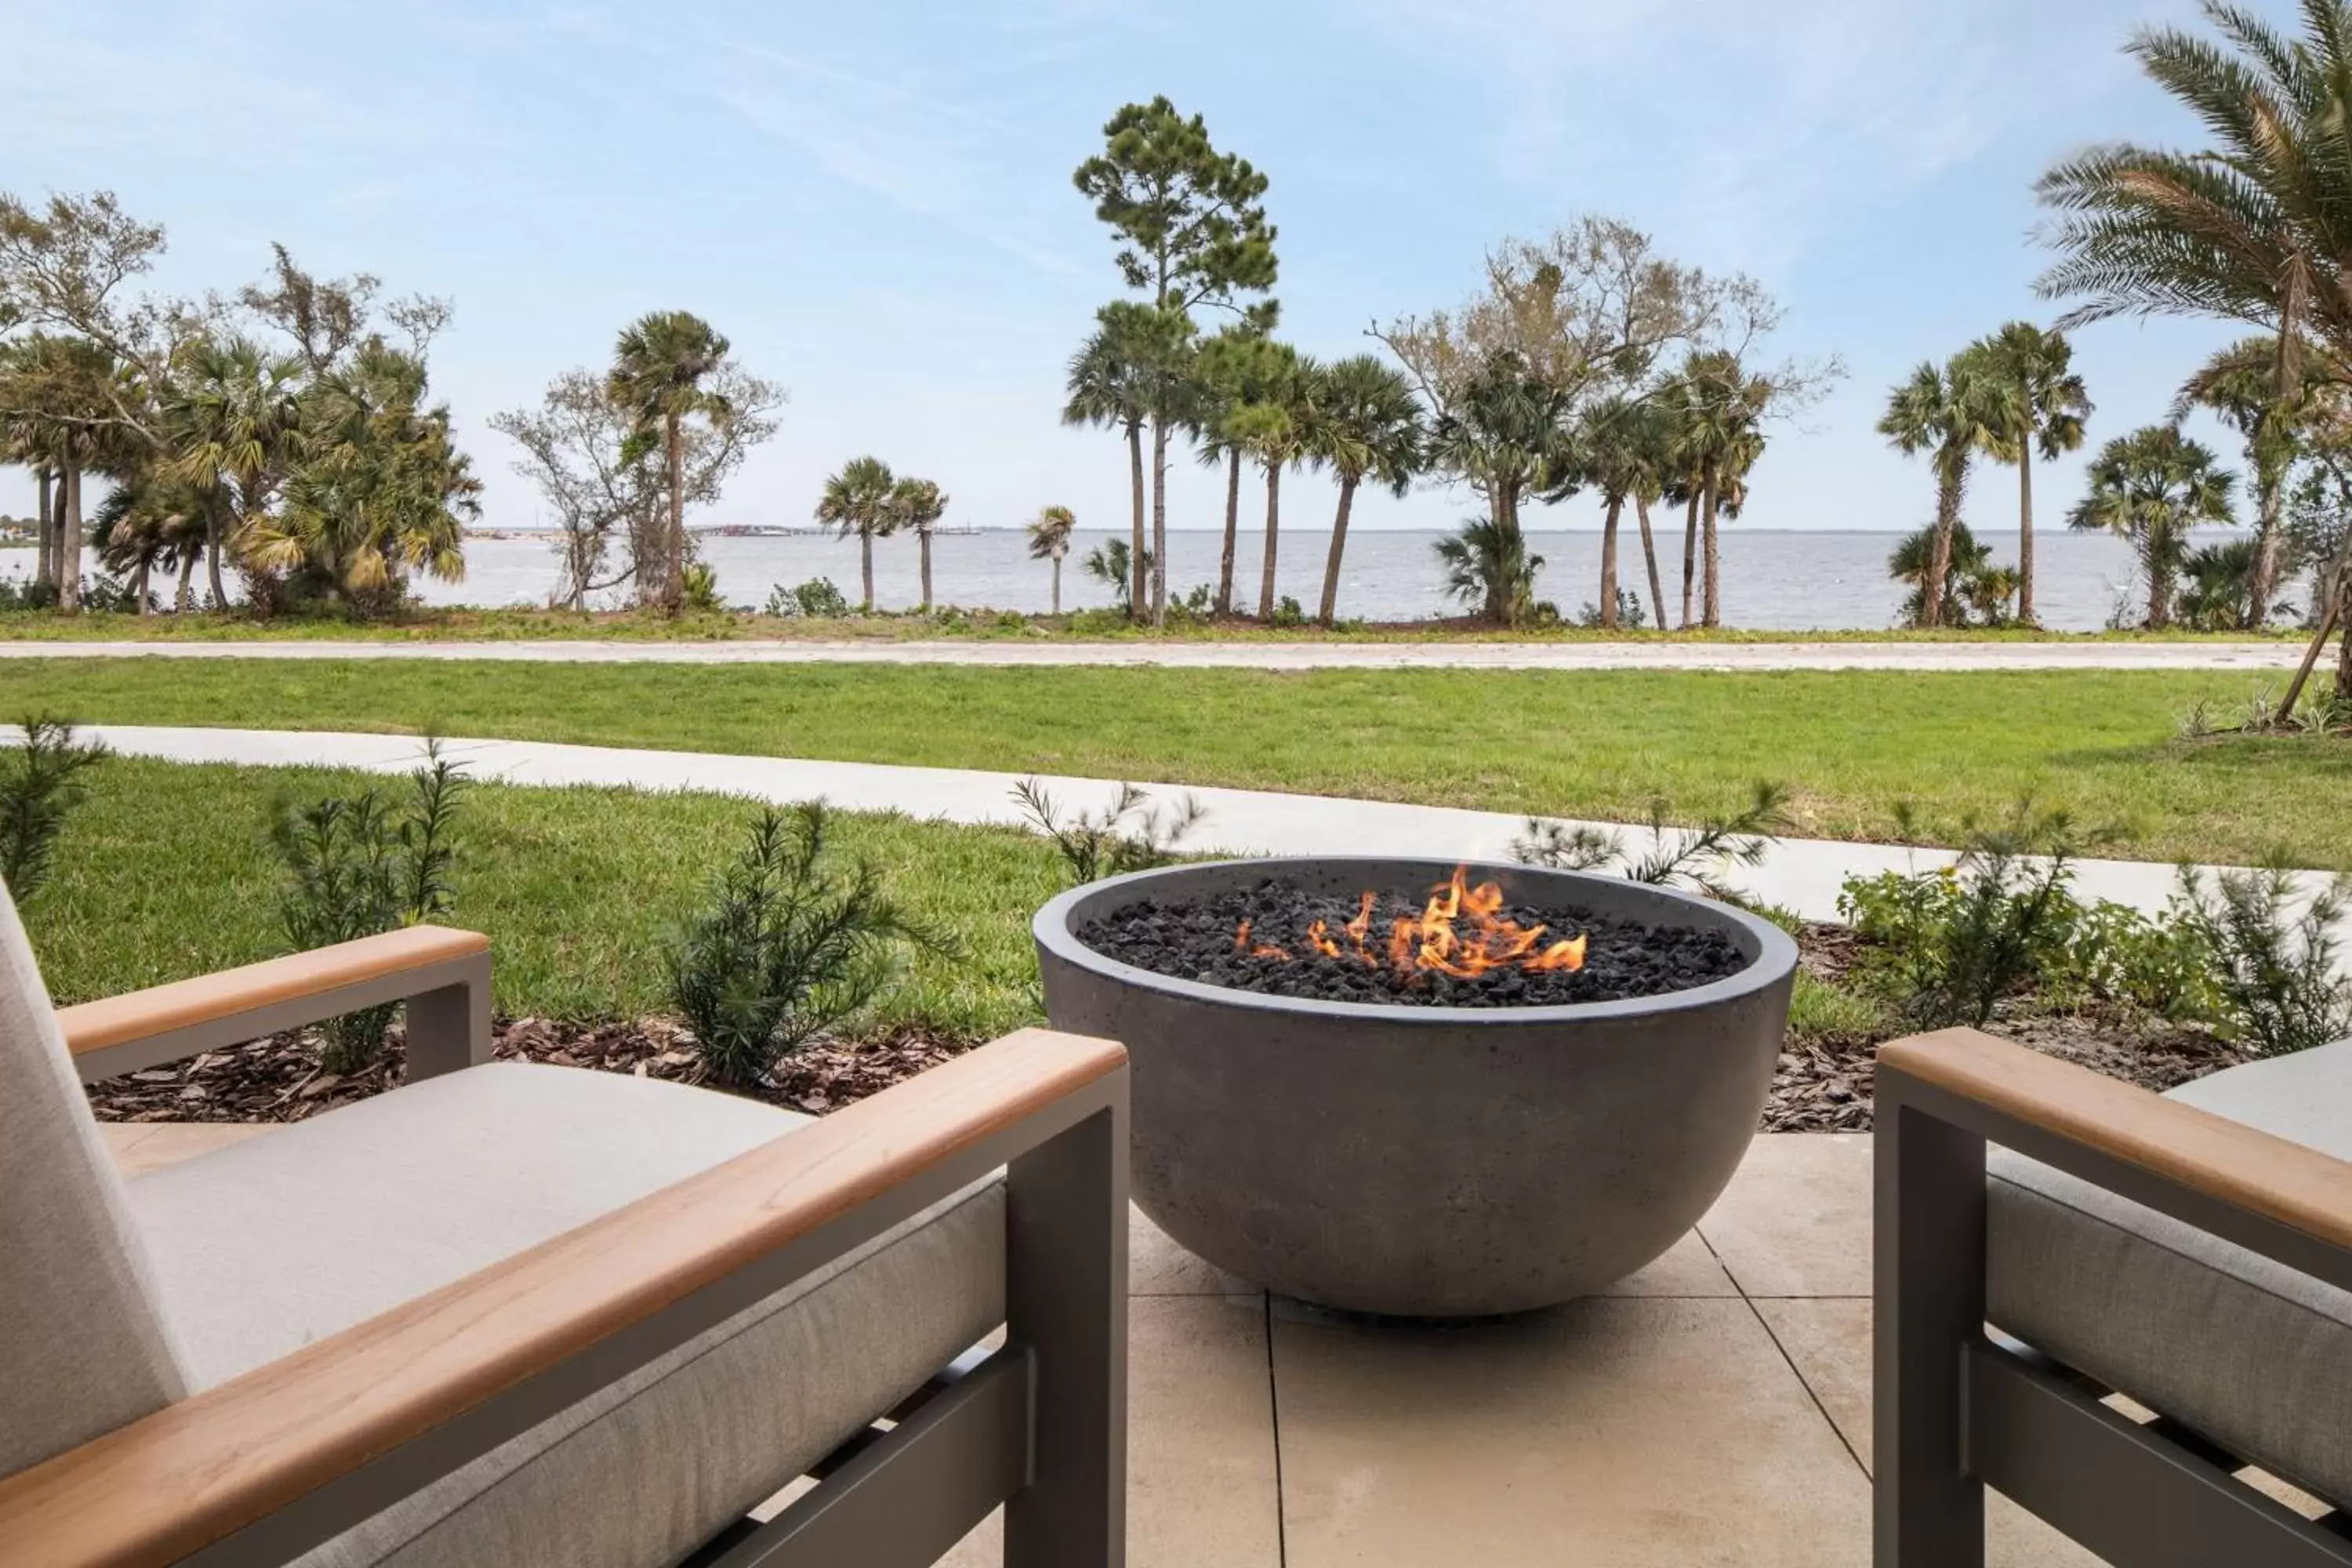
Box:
<box><xmin>0</xmin><ymin>604</ymin><xmax>2306</xmax><ymax>644</ymax></box>
<box><xmin>29</xmin><ymin>757</ymin><xmax>1061</xmax><ymax>1040</ymax></box>
<box><xmin>6</xmin><ymin>657</ymin><xmax>2348</xmax><ymax>868</ymax></box>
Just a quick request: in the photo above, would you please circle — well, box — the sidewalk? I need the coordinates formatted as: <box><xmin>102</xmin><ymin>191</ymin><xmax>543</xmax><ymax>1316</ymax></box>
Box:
<box><xmin>70</xmin><ymin>724</ymin><xmax>2338</xmax><ymax>925</ymax></box>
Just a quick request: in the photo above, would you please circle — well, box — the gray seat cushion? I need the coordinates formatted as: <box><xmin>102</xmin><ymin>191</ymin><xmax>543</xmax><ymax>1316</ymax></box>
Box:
<box><xmin>130</xmin><ymin>1063</ymin><xmax>1006</xmax><ymax>1568</ymax></box>
<box><xmin>1988</xmin><ymin>1040</ymin><xmax>2352</xmax><ymax>1508</ymax></box>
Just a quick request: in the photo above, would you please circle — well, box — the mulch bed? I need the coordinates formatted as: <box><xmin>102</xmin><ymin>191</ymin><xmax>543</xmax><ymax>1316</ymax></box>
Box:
<box><xmin>87</xmin><ymin>923</ymin><xmax>2252</xmax><ymax>1134</ymax></box>
<box><xmin>84</xmin><ymin>1015</ymin><xmax>962</xmax><ymax>1125</ymax></box>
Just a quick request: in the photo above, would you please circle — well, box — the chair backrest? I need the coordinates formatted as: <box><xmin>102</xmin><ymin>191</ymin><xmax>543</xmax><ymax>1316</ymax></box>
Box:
<box><xmin>0</xmin><ymin>880</ymin><xmax>189</xmax><ymax>1479</ymax></box>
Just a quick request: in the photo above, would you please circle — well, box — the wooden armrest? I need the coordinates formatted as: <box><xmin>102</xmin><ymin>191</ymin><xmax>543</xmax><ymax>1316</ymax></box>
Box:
<box><xmin>0</xmin><ymin>1025</ymin><xmax>1127</xmax><ymax>1568</ymax></box>
<box><xmin>1880</xmin><ymin>1027</ymin><xmax>2352</xmax><ymax>1254</ymax></box>
<box><xmin>61</xmin><ymin>926</ymin><xmax>492</xmax><ymax>1081</ymax></box>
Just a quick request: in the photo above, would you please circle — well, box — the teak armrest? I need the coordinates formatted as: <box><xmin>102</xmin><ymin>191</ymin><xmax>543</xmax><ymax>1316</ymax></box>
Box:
<box><xmin>62</xmin><ymin>925</ymin><xmax>494</xmax><ymax>1083</ymax></box>
<box><xmin>1878</xmin><ymin>1027</ymin><xmax>2352</xmax><ymax>1256</ymax></box>
<box><xmin>0</xmin><ymin>1025</ymin><xmax>1129</xmax><ymax>1568</ymax></box>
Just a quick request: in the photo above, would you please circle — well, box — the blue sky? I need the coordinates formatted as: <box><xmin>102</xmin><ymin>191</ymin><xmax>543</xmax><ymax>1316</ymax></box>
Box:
<box><xmin>0</xmin><ymin>0</ymin><xmax>2278</xmax><ymax>537</ymax></box>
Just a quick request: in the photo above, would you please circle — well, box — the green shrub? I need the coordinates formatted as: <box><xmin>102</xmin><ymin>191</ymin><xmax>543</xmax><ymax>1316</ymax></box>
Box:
<box><xmin>0</xmin><ymin>717</ymin><xmax>108</xmax><ymax>902</ymax></box>
<box><xmin>1269</xmin><ymin>595</ymin><xmax>1306</xmax><ymax>628</ymax></box>
<box><xmin>1065</xmin><ymin>607</ymin><xmax>1131</xmax><ymax>636</ymax></box>
<box><xmin>680</xmin><ymin>562</ymin><xmax>726</xmax><ymax>615</ymax></box>
<box><xmin>270</xmin><ymin>742</ymin><xmax>470</xmax><ymax>1073</ymax></box>
<box><xmin>667</xmin><ymin>803</ymin><xmax>943</xmax><ymax>1085</ymax></box>
<box><xmin>2172</xmin><ymin>862</ymin><xmax>2352</xmax><ymax>1056</ymax></box>
<box><xmin>1838</xmin><ymin>810</ymin><xmax>2100</xmax><ymax>1029</ymax></box>
<box><xmin>1012</xmin><ymin>778</ymin><xmax>1205</xmax><ymax>885</ymax></box>
<box><xmin>765</xmin><ymin>577</ymin><xmax>851</xmax><ymax>619</ymax></box>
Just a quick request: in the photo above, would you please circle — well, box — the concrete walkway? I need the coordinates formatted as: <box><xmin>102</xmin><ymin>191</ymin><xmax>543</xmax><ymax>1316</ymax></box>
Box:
<box><xmin>74</xmin><ymin>724</ymin><xmax>2341</xmax><ymax>924</ymax></box>
<box><xmin>0</xmin><ymin>637</ymin><xmax>2310</xmax><ymax>671</ymax></box>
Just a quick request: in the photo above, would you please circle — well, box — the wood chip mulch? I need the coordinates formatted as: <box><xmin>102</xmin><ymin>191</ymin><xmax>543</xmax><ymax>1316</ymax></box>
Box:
<box><xmin>83</xmin><ymin>1015</ymin><xmax>964</xmax><ymax>1125</ymax></box>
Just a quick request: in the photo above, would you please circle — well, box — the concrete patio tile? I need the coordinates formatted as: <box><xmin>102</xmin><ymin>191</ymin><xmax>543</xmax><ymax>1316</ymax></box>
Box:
<box><xmin>107</xmin><ymin>1121</ymin><xmax>274</xmax><ymax>1177</ymax></box>
<box><xmin>1601</xmin><ymin>1228</ymin><xmax>1738</xmax><ymax>1296</ymax></box>
<box><xmin>1129</xmin><ymin>1204</ymin><xmax>1258</xmax><ymax>1296</ymax></box>
<box><xmin>1273</xmin><ymin>1294</ymin><xmax>1870</xmax><ymax>1566</ymax></box>
<box><xmin>1755</xmin><ymin>1298</ymin><xmax>2103</xmax><ymax>1566</ymax></box>
<box><xmin>941</xmin><ymin>1294</ymin><xmax>1280</xmax><ymax>1568</ymax></box>
<box><xmin>1697</xmin><ymin>1131</ymin><xmax>1872</xmax><ymax>1298</ymax></box>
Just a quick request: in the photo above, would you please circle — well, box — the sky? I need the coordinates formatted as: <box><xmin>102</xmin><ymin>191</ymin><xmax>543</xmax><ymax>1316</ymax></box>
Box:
<box><xmin>0</xmin><ymin>0</ymin><xmax>2282</xmax><ymax>539</ymax></box>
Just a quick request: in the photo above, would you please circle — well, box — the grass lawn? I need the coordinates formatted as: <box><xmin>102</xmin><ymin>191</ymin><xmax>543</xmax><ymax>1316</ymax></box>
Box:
<box><xmin>30</xmin><ymin>756</ymin><xmax>1060</xmax><ymax>1039</ymax></box>
<box><xmin>6</xmin><ymin>658</ymin><xmax>2348</xmax><ymax>867</ymax></box>
<box><xmin>0</xmin><ymin>605</ymin><xmax>2307</xmax><ymax>644</ymax></box>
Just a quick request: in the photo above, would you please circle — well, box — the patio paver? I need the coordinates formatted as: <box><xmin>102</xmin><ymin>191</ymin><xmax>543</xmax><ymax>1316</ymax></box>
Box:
<box><xmin>100</xmin><ymin>1122</ymin><xmax>2100</xmax><ymax>1563</ymax></box>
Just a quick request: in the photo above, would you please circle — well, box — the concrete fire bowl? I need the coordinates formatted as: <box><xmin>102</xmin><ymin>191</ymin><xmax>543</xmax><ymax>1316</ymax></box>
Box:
<box><xmin>1033</xmin><ymin>857</ymin><xmax>1798</xmax><ymax>1317</ymax></box>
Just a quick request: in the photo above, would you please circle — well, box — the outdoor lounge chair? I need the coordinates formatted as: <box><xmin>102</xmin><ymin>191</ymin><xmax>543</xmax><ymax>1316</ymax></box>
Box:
<box><xmin>1875</xmin><ymin>1026</ymin><xmax>2352</xmax><ymax>1566</ymax></box>
<box><xmin>0</xmin><ymin>888</ymin><xmax>1129</xmax><ymax>1568</ymax></box>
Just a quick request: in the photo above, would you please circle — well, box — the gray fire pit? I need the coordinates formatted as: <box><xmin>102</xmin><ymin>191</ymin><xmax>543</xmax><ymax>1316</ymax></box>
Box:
<box><xmin>1033</xmin><ymin>857</ymin><xmax>1798</xmax><ymax>1317</ymax></box>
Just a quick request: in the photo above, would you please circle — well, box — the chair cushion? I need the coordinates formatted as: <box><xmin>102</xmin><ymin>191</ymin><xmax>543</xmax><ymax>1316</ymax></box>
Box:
<box><xmin>1988</xmin><ymin>1040</ymin><xmax>2352</xmax><ymax>1508</ymax></box>
<box><xmin>129</xmin><ymin>1063</ymin><xmax>1006</xmax><ymax>1568</ymax></box>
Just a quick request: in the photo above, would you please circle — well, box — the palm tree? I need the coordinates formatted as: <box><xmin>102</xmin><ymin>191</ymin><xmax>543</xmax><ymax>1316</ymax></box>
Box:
<box><xmin>1189</xmin><ymin>325</ymin><xmax>1275</xmax><ymax>617</ymax></box>
<box><xmin>607</xmin><ymin>311</ymin><xmax>733</xmax><ymax>613</ymax></box>
<box><xmin>2036</xmin><ymin>1</ymin><xmax>2352</xmax><ymax>698</ymax></box>
<box><xmin>1573</xmin><ymin>395</ymin><xmax>1646</xmax><ymax>631</ymax></box>
<box><xmin>1972</xmin><ymin>322</ymin><xmax>2091</xmax><ymax>626</ymax></box>
<box><xmin>2178</xmin><ymin>535</ymin><xmax>2269</xmax><ymax>630</ymax></box>
<box><xmin>167</xmin><ymin>335</ymin><xmax>302</xmax><ymax>610</ymax></box>
<box><xmin>2067</xmin><ymin>425</ymin><xmax>2236</xmax><ymax>630</ymax></box>
<box><xmin>3</xmin><ymin>332</ymin><xmax>129</xmax><ymax>612</ymax></box>
<box><xmin>2172</xmin><ymin>337</ymin><xmax>2314</xmax><ymax>626</ymax></box>
<box><xmin>1025</xmin><ymin>505</ymin><xmax>1076</xmax><ymax>615</ymax></box>
<box><xmin>814</xmin><ymin>456</ymin><xmax>899</xmax><ymax>612</ymax></box>
<box><xmin>1434</xmin><ymin>516</ymin><xmax>1544</xmax><ymax>626</ymax></box>
<box><xmin>1659</xmin><ymin>353</ymin><xmax>1773</xmax><ymax>629</ymax></box>
<box><xmin>1306</xmin><ymin>355</ymin><xmax>1422</xmax><ymax>626</ymax></box>
<box><xmin>1227</xmin><ymin>344</ymin><xmax>1316</xmax><ymax>622</ymax></box>
<box><xmin>1062</xmin><ymin>322</ymin><xmax>1150</xmax><ymax>619</ymax></box>
<box><xmin>91</xmin><ymin>470</ymin><xmax>206</xmax><ymax>614</ymax></box>
<box><xmin>1877</xmin><ymin>353</ymin><xmax>1998</xmax><ymax>629</ymax></box>
<box><xmin>1889</xmin><ymin>520</ymin><xmax>2017</xmax><ymax>629</ymax></box>
<box><xmin>1623</xmin><ymin>400</ymin><xmax>1675</xmax><ymax>633</ymax></box>
<box><xmin>891</xmin><ymin>477</ymin><xmax>949</xmax><ymax>610</ymax></box>
<box><xmin>1427</xmin><ymin>352</ymin><xmax>1575</xmax><ymax>629</ymax></box>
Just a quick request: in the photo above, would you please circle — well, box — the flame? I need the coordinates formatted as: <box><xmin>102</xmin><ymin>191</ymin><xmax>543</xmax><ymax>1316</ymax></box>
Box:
<box><xmin>1233</xmin><ymin>867</ymin><xmax>1587</xmax><ymax>982</ymax></box>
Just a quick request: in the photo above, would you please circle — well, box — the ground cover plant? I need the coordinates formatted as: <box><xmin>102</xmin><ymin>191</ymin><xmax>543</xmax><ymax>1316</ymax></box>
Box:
<box><xmin>0</xmin><ymin>717</ymin><xmax>107</xmax><ymax>899</ymax></box>
<box><xmin>5</xmin><ymin>658</ymin><xmax>2349</xmax><ymax>868</ymax></box>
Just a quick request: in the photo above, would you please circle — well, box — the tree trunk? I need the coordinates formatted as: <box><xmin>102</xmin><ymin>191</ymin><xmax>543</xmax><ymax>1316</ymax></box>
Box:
<box><xmin>1126</xmin><ymin>421</ymin><xmax>1146</xmax><ymax>620</ymax></box>
<box><xmin>206</xmin><ymin>509</ymin><xmax>228</xmax><ymax>610</ymax></box>
<box><xmin>1599</xmin><ymin>493</ymin><xmax>1624</xmax><ymax>630</ymax></box>
<box><xmin>860</xmin><ymin>532</ymin><xmax>876</xmax><ymax>612</ymax></box>
<box><xmin>1149</xmin><ymin>416</ymin><xmax>1168</xmax><ymax>627</ymax></box>
<box><xmin>175</xmin><ymin>552</ymin><xmax>197</xmax><ymax>612</ymax></box>
<box><xmin>1923</xmin><ymin>464</ymin><xmax>1964</xmax><ymax>631</ymax></box>
<box><xmin>1051</xmin><ymin>556</ymin><xmax>1062</xmax><ymax>616</ymax></box>
<box><xmin>59</xmin><ymin>465</ymin><xmax>83</xmax><ymax>613</ymax></box>
<box><xmin>1679</xmin><ymin>488</ymin><xmax>1700</xmax><ymax>629</ymax></box>
<box><xmin>1258</xmin><ymin>462</ymin><xmax>1281</xmax><ymax>622</ymax></box>
<box><xmin>35</xmin><ymin>469</ymin><xmax>53</xmax><ymax>592</ymax></box>
<box><xmin>2016</xmin><ymin>446</ymin><xmax>2037</xmax><ymax>626</ymax></box>
<box><xmin>1319</xmin><ymin>475</ymin><xmax>1359</xmax><ymax>626</ymax></box>
<box><xmin>134</xmin><ymin>557</ymin><xmax>151</xmax><ymax>615</ymax></box>
<box><xmin>919</xmin><ymin>531</ymin><xmax>934</xmax><ymax>611</ymax></box>
<box><xmin>1701</xmin><ymin>470</ymin><xmax>1723</xmax><ymax>630</ymax></box>
<box><xmin>1215</xmin><ymin>448</ymin><xmax>1241</xmax><ymax>618</ymax></box>
<box><xmin>1635</xmin><ymin>494</ymin><xmax>1667</xmax><ymax>633</ymax></box>
<box><xmin>2251</xmin><ymin>470</ymin><xmax>2282</xmax><ymax>628</ymax></box>
<box><xmin>664</xmin><ymin>415</ymin><xmax>686</xmax><ymax>612</ymax></box>
<box><xmin>2146</xmin><ymin>536</ymin><xmax>2171</xmax><ymax>630</ymax></box>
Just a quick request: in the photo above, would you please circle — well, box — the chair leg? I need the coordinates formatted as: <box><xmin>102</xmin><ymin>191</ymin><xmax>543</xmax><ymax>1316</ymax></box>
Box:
<box><xmin>1004</xmin><ymin>1100</ymin><xmax>1129</xmax><ymax>1568</ymax></box>
<box><xmin>1875</xmin><ymin>1090</ymin><xmax>1988</xmax><ymax>1566</ymax></box>
<box><xmin>402</xmin><ymin>951</ymin><xmax>493</xmax><ymax>1080</ymax></box>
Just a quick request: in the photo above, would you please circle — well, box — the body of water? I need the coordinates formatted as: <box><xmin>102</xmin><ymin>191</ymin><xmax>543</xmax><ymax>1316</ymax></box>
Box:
<box><xmin>1</xmin><ymin>526</ymin><xmax>2279</xmax><ymax>633</ymax></box>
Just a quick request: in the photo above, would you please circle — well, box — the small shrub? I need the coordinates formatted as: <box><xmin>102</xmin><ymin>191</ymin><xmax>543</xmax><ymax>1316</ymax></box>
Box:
<box><xmin>667</xmin><ymin>803</ymin><xmax>942</xmax><ymax>1086</ymax></box>
<box><xmin>1515</xmin><ymin>782</ymin><xmax>1793</xmax><ymax>900</ymax></box>
<box><xmin>1065</xmin><ymin>607</ymin><xmax>1131</xmax><ymax>637</ymax></box>
<box><xmin>681</xmin><ymin>562</ymin><xmax>726</xmax><ymax>615</ymax></box>
<box><xmin>1013</xmin><ymin>778</ymin><xmax>1206</xmax><ymax>885</ymax></box>
<box><xmin>271</xmin><ymin>742</ymin><xmax>470</xmax><ymax>1074</ymax></box>
<box><xmin>0</xmin><ymin>576</ymin><xmax>60</xmax><ymax>612</ymax></box>
<box><xmin>1574</xmin><ymin>590</ymin><xmax>1648</xmax><ymax>630</ymax></box>
<box><xmin>765</xmin><ymin>577</ymin><xmax>851</xmax><ymax>619</ymax></box>
<box><xmin>2172</xmin><ymin>862</ymin><xmax>2352</xmax><ymax>1056</ymax></box>
<box><xmin>993</xmin><ymin>609</ymin><xmax>1029</xmax><ymax>631</ymax></box>
<box><xmin>1838</xmin><ymin>808</ymin><xmax>2109</xmax><ymax>1029</ymax></box>
<box><xmin>0</xmin><ymin>717</ymin><xmax>108</xmax><ymax>901</ymax></box>
<box><xmin>1269</xmin><ymin>595</ymin><xmax>1306</xmax><ymax>628</ymax></box>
